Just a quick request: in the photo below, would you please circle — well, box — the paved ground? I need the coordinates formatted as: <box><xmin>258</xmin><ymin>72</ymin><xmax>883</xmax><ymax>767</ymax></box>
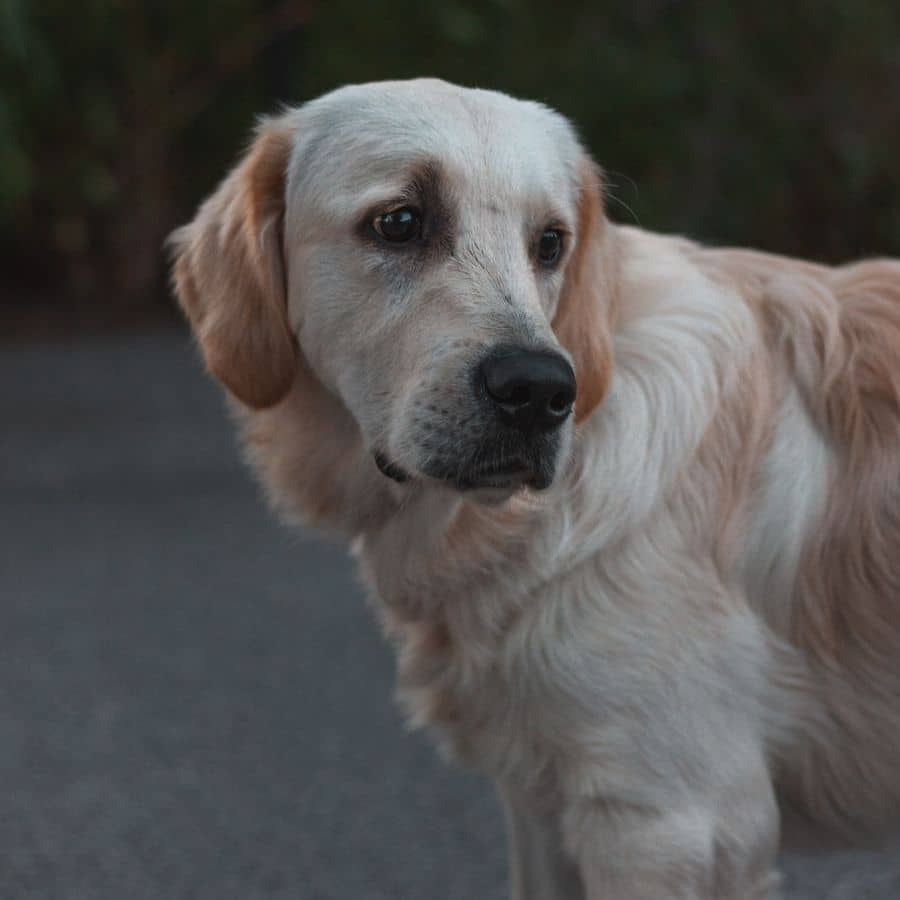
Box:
<box><xmin>2</xmin><ymin>330</ymin><xmax>898</xmax><ymax>899</ymax></box>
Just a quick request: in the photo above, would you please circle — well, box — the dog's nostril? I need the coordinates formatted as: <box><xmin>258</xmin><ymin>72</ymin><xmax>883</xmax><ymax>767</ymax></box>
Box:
<box><xmin>549</xmin><ymin>390</ymin><xmax>572</xmax><ymax>413</ymax></box>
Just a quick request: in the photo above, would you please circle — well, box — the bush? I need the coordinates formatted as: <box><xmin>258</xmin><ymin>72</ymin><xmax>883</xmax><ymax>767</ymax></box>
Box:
<box><xmin>2</xmin><ymin>0</ymin><xmax>899</xmax><ymax>315</ymax></box>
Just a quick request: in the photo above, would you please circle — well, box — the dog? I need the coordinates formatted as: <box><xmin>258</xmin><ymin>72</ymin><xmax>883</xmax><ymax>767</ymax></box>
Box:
<box><xmin>170</xmin><ymin>79</ymin><xmax>900</xmax><ymax>899</ymax></box>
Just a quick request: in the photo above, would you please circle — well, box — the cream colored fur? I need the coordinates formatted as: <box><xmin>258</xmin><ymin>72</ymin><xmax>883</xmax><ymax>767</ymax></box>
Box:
<box><xmin>170</xmin><ymin>79</ymin><xmax>900</xmax><ymax>899</ymax></box>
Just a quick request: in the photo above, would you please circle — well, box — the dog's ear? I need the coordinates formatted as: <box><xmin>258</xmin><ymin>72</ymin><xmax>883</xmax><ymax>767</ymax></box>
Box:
<box><xmin>553</xmin><ymin>158</ymin><xmax>617</xmax><ymax>423</ymax></box>
<box><xmin>169</xmin><ymin>117</ymin><xmax>297</xmax><ymax>409</ymax></box>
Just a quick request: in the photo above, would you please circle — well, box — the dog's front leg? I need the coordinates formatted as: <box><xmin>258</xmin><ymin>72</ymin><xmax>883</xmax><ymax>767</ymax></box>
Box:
<box><xmin>498</xmin><ymin>781</ymin><xmax>585</xmax><ymax>900</ymax></box>
<box><xmin>560</xmin><ymin>746</ymin><xmax>781</xmax><ymax>900</ymax></box>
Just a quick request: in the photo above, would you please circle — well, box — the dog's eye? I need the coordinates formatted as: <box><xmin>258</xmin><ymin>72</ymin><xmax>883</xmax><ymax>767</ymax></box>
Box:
<box><xmin>373</xmin><ymin>207</ymin><xmax>422</xmax><ymax>243</ymax></box>
<box><xmin>537</xmin><ymin>229</ymin><xmax>563</xmax><ymax>267</ymax></box>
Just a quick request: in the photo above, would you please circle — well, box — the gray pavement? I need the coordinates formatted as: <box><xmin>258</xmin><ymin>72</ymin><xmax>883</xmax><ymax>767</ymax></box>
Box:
<box><xmin>2</xmin><ymin>331</ymin><xmax>898</xmax><ymax>899</ymax></box>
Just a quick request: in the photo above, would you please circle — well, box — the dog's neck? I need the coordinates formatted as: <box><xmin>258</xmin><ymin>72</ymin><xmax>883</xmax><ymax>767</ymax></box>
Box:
<box><xmin>357</xmin><ymin>477</ymin><xmax>566</xmax><ymax>617</ymax></box>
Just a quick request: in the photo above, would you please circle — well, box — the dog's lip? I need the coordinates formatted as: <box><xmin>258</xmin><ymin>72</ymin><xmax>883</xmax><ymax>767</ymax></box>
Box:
<box><xmin>373</xmin><ymin>451</ymin><xmax>410</xmax><ymax>484</ymax></box>
<box><xmin>374</xmin><ymin>452</ymin><xmax>553</xmax><ymax>492</ymax></box>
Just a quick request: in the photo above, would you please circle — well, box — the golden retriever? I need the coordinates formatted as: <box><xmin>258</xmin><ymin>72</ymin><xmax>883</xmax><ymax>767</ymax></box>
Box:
<box><xmin>170</xmin><ymin>79</ymin><xmax>900</xmax><ymax>899</ymax></box>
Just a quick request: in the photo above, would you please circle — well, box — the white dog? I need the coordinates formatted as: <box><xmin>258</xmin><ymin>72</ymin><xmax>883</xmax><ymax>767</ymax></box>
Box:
<box><xmin>170</xmin><ymin>79</ymin><xmax>900</xmax><ymax>899</ymax></box>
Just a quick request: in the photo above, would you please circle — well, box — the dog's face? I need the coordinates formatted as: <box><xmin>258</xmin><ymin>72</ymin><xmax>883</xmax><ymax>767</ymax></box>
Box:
<box><xmin>172</xmin><ymin>79</ymin><xmax>615</xmax><ymax>499</ymax></box>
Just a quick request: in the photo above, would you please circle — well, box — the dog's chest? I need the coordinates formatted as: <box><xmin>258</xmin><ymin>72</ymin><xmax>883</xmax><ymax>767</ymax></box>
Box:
<box><xmin>375</xmin><ymin>581</ymin><xmax>551</xmax><ymax>775</ymax></box>
<box><xmin>356</xmin><ymin>500</ymin><xmax>572</xmax><ymax>775</ymax></box>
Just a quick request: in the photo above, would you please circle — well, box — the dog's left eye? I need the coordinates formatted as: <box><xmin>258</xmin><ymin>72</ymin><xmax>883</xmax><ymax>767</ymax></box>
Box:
<box><xmin>373</xmin><ymin>207</ymin><xmax>422</xmax><ymax>243</ymax></box>
<box><xmin>537</xmin><ymin>229</ymin><xmax>563</xmax><ymax>267</ymax></box>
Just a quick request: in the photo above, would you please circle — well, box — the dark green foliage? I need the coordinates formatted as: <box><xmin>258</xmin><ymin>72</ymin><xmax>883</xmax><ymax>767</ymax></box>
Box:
<box><xmin>2</xmin><ymin>0</ymin><xmax>899</xmax><ymax>311</ymax></box>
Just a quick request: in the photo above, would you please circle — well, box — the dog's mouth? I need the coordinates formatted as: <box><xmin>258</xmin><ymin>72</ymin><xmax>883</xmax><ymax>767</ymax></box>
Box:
<box><xmin>373</xmin><ymin>451</ymin><xmax>410</xmax><ymax>484</ymax></box>
<box><xmin>372</xmin><ymin>451</ymin><xmax>553</xmax><ymax>492</ymax></box>
<box><xmin>453</xmin><ymin>458</ymin><xmax>548</xmax><ymax>491</ymax></box>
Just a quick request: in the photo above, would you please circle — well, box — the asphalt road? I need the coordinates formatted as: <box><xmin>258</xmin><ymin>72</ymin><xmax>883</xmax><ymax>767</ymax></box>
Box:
<box><xmin>2</xmin><ymin>330</ymin><xmax>899</xmax><ymax>899</ymax></box>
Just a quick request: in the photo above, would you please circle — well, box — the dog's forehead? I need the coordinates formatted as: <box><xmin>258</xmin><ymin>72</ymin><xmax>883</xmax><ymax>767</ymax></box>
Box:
<box><xmin>288</xmin><ymin>80</ymin><xmax>582</xmax><ymax>215</ymax></box>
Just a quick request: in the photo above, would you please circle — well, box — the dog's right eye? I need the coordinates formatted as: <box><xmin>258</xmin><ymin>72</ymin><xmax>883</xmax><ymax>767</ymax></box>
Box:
<box><xmin>372</xmin><ymin>207</ymin><xmax>422</xmax><ymax>243</ymax></box>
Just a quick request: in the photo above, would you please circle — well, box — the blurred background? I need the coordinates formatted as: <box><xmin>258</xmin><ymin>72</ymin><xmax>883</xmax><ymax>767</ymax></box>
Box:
<box><xmin>3</xmin><ymin>0</ymin><xmax>900</xmax><ymax>333</ymax></box>
<box><xmin>2</xmin><ymin>2</ymin><xmax>900</xmax><ymax>899</ymax></box>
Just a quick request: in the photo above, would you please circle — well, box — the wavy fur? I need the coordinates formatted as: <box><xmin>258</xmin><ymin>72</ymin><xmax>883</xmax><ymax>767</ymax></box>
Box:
<box><xmin>171</xmin><ymin>80</ymin><xmax>900</xmax><ymax>899</ymax></box>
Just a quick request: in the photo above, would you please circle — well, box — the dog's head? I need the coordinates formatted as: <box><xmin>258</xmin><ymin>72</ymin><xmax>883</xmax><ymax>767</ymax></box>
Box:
<box><xmin>171</xmin><ymin>79</ymin><xmax>616</xmax><ymax>500</ymax></box>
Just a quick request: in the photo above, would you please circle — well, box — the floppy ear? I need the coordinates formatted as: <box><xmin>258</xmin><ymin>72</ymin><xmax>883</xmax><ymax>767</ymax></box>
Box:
<box><xmin>169</xmin><ymin>117</ymin><xmax>297</xmax><ymax>409</ymax></box>
<box><xmin>552</xmin><ymin>158</ymin><xmax>618</xmax><ymax>423</ymax></box>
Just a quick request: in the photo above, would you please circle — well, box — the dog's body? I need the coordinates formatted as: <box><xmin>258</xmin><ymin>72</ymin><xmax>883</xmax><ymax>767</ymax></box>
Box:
<box><xmin>171</xmin><ymin>79</ymin><xmax>900</xmax><ymax>898</ymax></box>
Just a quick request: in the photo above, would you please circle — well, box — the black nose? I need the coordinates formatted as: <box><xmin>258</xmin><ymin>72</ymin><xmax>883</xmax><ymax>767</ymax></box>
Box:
<box><xmin>479</xmin><ymin>347</ymin><xmax>576</xmax><ymax>432</ymax></box>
